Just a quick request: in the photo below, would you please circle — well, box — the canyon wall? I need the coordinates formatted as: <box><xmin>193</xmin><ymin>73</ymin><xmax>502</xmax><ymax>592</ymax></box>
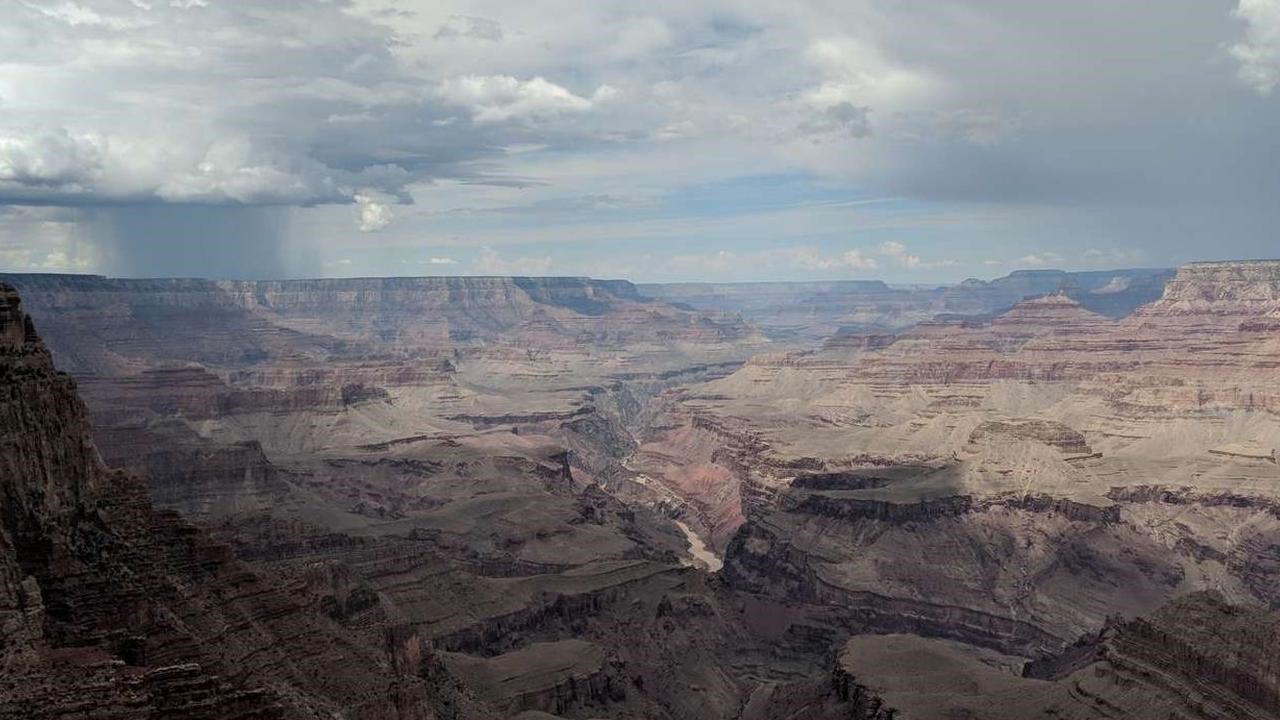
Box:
<box><xmin>640</xmin><ymin>261</ymin><xmax>1280</xmax><ymax>669</ymax></box>
<box><xmin>0</xmin><ymin>283</ymin><xmax>496</xmax><ymax>720</ymax></box>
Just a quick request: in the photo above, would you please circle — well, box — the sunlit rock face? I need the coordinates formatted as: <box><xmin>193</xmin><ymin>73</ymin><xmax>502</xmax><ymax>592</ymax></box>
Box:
<box><xmin>634</xmin><ymin>262</ymin><xmax>1280</xmax><ymax>683</ymax></box>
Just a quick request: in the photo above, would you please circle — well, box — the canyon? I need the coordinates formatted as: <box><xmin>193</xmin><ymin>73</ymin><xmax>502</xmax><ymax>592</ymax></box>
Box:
<box><xmin>2</xmin><ymin>261</ymin><xmax>1279</xmax><ymax>719</ymax></box>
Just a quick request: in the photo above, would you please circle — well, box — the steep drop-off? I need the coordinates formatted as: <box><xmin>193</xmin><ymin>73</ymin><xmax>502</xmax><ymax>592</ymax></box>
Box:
<box><xmin>0</xmin><ymin>283</ymin><xmax>494</xmax><ymax>720</ymax></box>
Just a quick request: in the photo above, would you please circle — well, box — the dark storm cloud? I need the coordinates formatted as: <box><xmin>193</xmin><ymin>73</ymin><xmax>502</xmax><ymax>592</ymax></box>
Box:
<box><xmin>0</xmin><ymin>0</ymin><xmax>534</xmax><ymax>210</ymax></box>
<box><xmin>87</xmin><ymin>205</ymin><xmax>306</xmax><ymax>280</ymax></box>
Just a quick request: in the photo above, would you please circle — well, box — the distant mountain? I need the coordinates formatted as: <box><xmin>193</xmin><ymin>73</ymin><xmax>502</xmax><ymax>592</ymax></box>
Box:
<box><xmin>641</xmin><ymin>267</ymin><xmax>1174</xmax><ymax>338</ymax></box>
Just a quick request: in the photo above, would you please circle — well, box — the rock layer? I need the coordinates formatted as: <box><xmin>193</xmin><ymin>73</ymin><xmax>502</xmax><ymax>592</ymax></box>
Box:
<box><xmin>0</xmin><ymin>283</ymin><xmax>492</xmax><ymax>720</ymax></box>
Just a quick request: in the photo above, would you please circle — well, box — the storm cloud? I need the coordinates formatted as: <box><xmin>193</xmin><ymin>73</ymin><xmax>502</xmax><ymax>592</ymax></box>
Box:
<box><xmin>0</xmin><ymin>0</ymin><xmax>1277</xmax><ymax>280</ymax></box>
<box><xmin>86</xmin><ymin>205</ymin><xmax>302</xmax><ymax>280</ymax></box>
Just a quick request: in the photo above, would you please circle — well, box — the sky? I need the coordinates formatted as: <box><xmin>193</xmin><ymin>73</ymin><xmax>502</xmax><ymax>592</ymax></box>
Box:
<box><xmin>1</xmin><ymin>0</ymin><xmax>1278</xmax><ymax>283</ymax></box>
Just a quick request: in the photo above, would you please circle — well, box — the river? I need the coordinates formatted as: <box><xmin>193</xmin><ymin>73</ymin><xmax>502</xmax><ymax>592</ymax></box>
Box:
<box><xmin>674</xmin><ymin>519</ymin><xmax>723</xmax><ymax>573</ymax></box>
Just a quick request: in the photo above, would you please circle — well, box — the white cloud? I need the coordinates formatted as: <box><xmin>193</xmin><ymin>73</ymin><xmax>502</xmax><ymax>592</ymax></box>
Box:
<box><xmin>354</xmin><ymin>193</ymin><xmax>394</xmax><ymax>232</ymax></box>
<box><xmin>1231</xmin><ymin>0</ymin><xmax>1280</xmax><ymax>95</ymax></box>
<box><xmin>801</xmin><ymin>36</ymin><xmax>939</xmax><ymax>119</ymax></box>
<box><xmin>21</xmin><ymin>1</ymin><xmax>149</xmax><ymax>29</ymax></box>
<box><xmin>791</xmin><ymin>247</ymin><xmax>879</xmax><ymax>271</ymax></box>
<box><xmin>0</xmin><ymin>128</ymin><xmax>106</xmax><ymax>187</ymax></box>
<box><xmin>667</xmin><ymin>246</ymin><xmax>882</xmax><ymax>276</ymax></box>
<box><xmin>155</xmin><ymin>138</ymin><xmax>339</xmax><ymax>204</ymax></box>
<box><xmin>473</xmin><ymin>246</ymin><xmax>552</xmax><ymax>275</ymax></box>
<box><xmin>878</xmin><ymin>240</ymin><xmax>920</xmax><ymax>267</ymax></box>
<box><xmin>0</xmin><ymin>130</ymin><xmax>346</xmax><ymax>205</ymax></box>
<box><xmin>1013</xmin><ymin>252</ymin><xmax>1065</xmax><ymax>268</ymax></box>
<box><xmin>428</xmin><ymin>256</ymin><xmax>458</xmax><ymax>265</ymax></box>
<box><xmin>436</xmin><ymin>75</ymin><xmax>600</xmax><ymax>124</ymax></box>
<box><xmin>874</xmin><ymin>240</ymin><xmax>960</xmax><ymax>269</ymax></box>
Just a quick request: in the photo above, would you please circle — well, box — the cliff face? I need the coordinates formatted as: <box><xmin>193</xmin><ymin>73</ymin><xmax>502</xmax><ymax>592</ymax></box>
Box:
<box><xmin>0</xmin><ymin>283</ymin><xmax>491</xmax><ymax>720</ymax></box>
<box><xmin>1154</xmin><ymin>260</ymin><xmax>1280</xmax><ymax>307</ymax></box>
<box><xmin>835</xmin><ymin>591</ymin><xmax>1280</xmax><ymax>720</ymax></box>
<box><xmin>0</xmin><ymin>274</ymin><xmax>754</xmax><ymax>374</ymax></box>
<box><xmin>0</xmin><ymin>273</ymin><xmax>764</xmax><ymax>527</ymax></box>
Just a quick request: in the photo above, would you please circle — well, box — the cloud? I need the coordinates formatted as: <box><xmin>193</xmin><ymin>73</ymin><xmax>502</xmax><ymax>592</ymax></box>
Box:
<box><xmin>20</xmin><ymin>0</ymin><xmax>150</xmax><ymax>29</ymax></box>
<box><xmin>1080</xmin><ymin>247</ymin><xmax>1146</xmax><ymax>267</ymax></box>
<box><xmin>1</xmin><ymin>0</ymin><xmax>1278</xmax><ymax>279</ymax></box>
<box><xmin>799</xmin><ymin>102</ymin><xmax>872</xmax><ymax>140</ymax></box>
<box><xmin>0</xmin><ymin>129</ymin><xmax>351</xmax><ymax>206</ymax></box>
<box><xmin>1013</xmin><ymin>252</ymin><xmax>1065</xmax><ymax>268</ymax></box>
<box><xmin>0</xmin><ymin>128</ymin><xmax>106</xmax><ymax>188</ymax></box>
<box><xmin>1231</xmin><ymin>0</ymin><xmax>1280</xmax><ymax>94</ymax></box>
<box><xmin>874</xmin><ymin>240</ymin><xmax>960</xmax><ymax>269</ymax></box>
<box><xmin>878</xmin><ymin>240</ymin><xmax>919</xmax><ymax>267</ymax></box>
<box><xmin>85</xmin><ymin>204</ymin><xmax>303</xmax><ymax>279</ymax></box>
<box><xmin>355</xmin><ymin>193</ymin><xmax>394</xmax><ymax>232</ymax></box>
<box><xmin>436</xmin><ymin>75</ymin><xmax>600</xmax><ymax>124</ymax></box>
<box><xmin>666</xmin><ymin>246</ymin><xmax>882</xmax><ymax>276</ymax></box>
<box><xmin>0</xmin><ymin>205</ymin><xmax>95</xmax><ymax>272</ymax></box>
<box><xmin>473</xmin><ymin>246</ymin><xmax>552</xmax><ymax>275</ymax></box>
<box><xmin>791</xmin><ymin>247</ymin><xmax>879</xmax><ymax>271</ymax></box>
<box><xmin>428</xmin><ymin>256</ymin><xmax>458</xmax><ymax>265</ymax></box>
<box><xmin>800</xmin><ymin>35</ymin><xmax>939</xmax><ymax>124</ymax></box>
<box><xmin>0</xmin><ymin>1</ymin><xmax>500</xmax><ymax>215</ymax></box>
<box><xmin>434</xmin><ymin>15</ymin><xmax>504</xmax><ymax>42</ymax></box>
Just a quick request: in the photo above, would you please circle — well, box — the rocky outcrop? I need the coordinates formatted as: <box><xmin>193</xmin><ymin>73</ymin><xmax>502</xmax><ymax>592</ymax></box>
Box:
<box><xmin>442</xmin><ymin>640</ymin><xmax>622</xmax><ymax>716</ymax></box>
<box><xmin>723</xmin><ymin>517</ymin><xmax>1070</xmax><ymax>658</ymax></box>
<box><xmin>93</xmin><ymin>423</ymin><xmax>289</xmax><ymax>519</ymax></box>
<box><xmin>968</xmin><ymin>419</ymin><xmax>1091</xmax><ymax>454</ymax></box>
<box><xmin>1101</xmin><ymin>591</ymin><xmax>1280</xmax><ymax>718</ymax></box>
<box><xmin>834</xmin><ymin>592</ymin><xmax>1280</xmax><ymax>720</ymax></box>
<box><xmin>0</xmin><ymin>283</ymin><xmax>492</xmax><ymax>720</ymax></box>
<box><xmin>778</xmin><ymin>490</ymin><xmax>1118</xmax><ymax>525</ymax></box>
<box><xmin>1154</xmin><ymin>260</ymin><xmax>1280</xmax><ymax>306</ymax></box>
<box><xmin>829</xmin><ymin>662</ymin><xmax>897</xmax><ymax>719</ymax></box>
